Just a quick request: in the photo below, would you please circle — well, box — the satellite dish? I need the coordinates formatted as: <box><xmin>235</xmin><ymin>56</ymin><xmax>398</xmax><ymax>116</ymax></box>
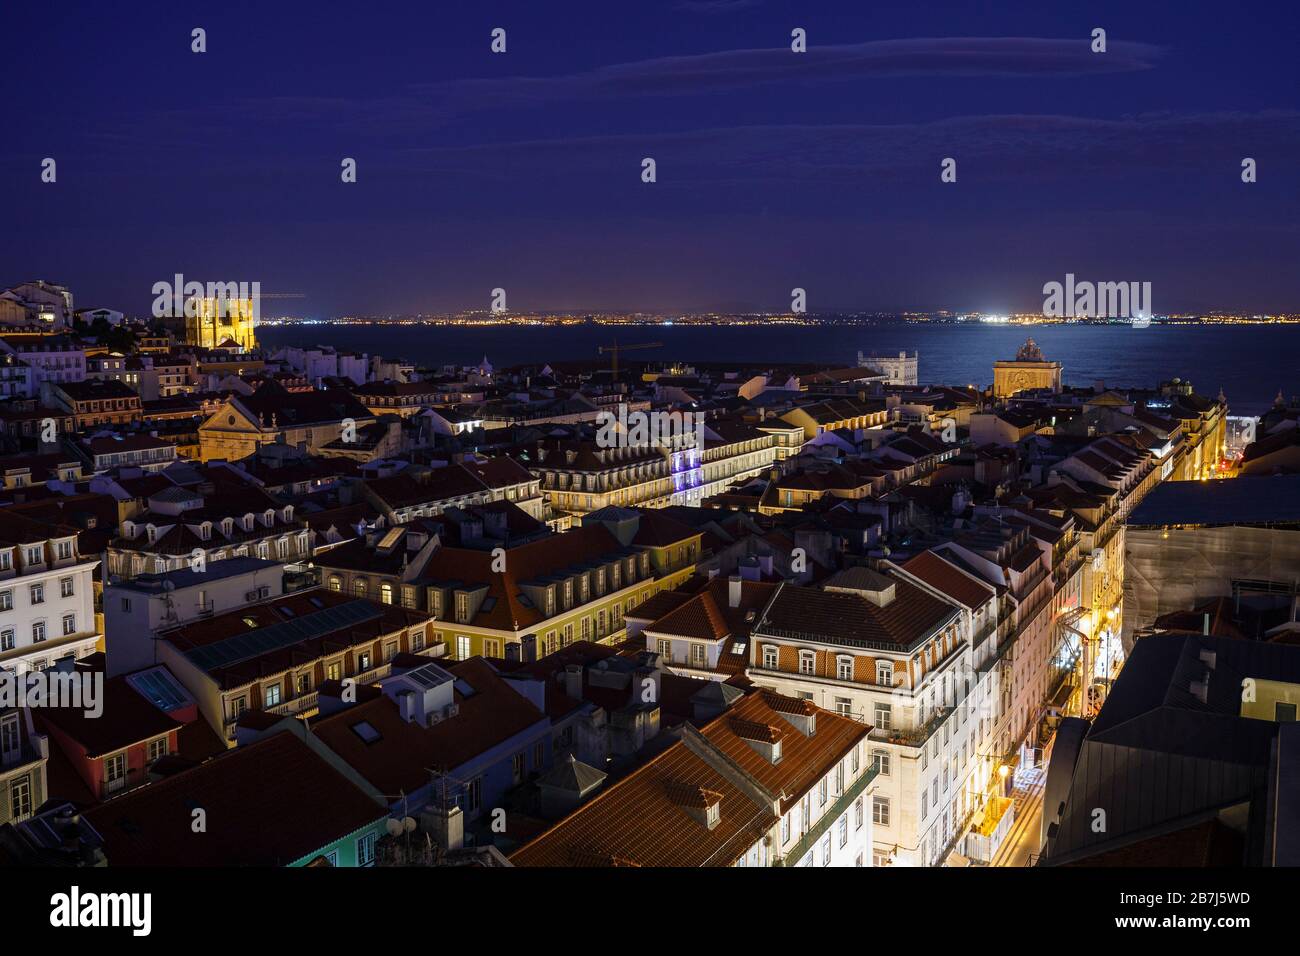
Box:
<box><xmin>402</xmin><ymin>816</ymin><xmax>416</xmax><ymax>833</ymax></box>
<box><xmin>385</xmin><ymin>818</ymin><xmax>403</xmax><ymax>837</ymax></box>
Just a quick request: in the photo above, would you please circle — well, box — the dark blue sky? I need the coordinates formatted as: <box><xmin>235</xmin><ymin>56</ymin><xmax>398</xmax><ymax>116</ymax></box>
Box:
<box><xmin>4</xmin><ymin>0</ymin><xmax>1298</xmax><ymax>316</ymax></box>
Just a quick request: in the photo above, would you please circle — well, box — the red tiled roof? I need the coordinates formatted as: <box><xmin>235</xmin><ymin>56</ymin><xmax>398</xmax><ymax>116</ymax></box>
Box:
<box><xmin>417</xmin><ymin>525</ymin><xmax>632</xmax><ymax>631</ymax></box>
<box><xmin>648</xmin><ymin>590</ymin><xmax>729</xmax><ymax>642</ymax></box>
<box><xmin>311</xmin><ymin>657</ymin><xmax>546</xmax><ymax>792</ymax></box>
<box><xmin>510</xmin><ymin>734</ymin><xmax>773</xmax><ymax>867</ymax></box>
<box><xmin>758</xmin><ymin>577</ymin><xmax>957</xmax><ymax>650</ymax></box>
<box><xmin>511</xmin><ymin>691</ymin><xmax>868</xmax><ymax>866</ymax></box>
<box><xmin>902</xmin><ymin>550</ymin><xmax>994</xmax><ymax>610</ymax></box>
<box><xmin>84</xmin><ymin>733</ymin><xmax>384</xmax><ymax>866</ymax></box>
<box><xmin>37</xmin><ymin>676</ymin><xmax>181</xmax><ymax>758</ymax></box>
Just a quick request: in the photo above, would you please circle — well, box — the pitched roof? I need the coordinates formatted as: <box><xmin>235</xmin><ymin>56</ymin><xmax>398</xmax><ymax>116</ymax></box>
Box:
<box><xmin>84</xmin><ymin>732</ymin><xmax>384</xmax><ymax>866</ymax></box>
<box><xmin>417</xmin><ymin>525</ymin><xmax>635</xmax><ymax>631</ymax></box>
<box><xmin>904</xmin><ymin>546</ymin><xmax>993</xmax><ymax>606</ymax></box>
<box><xmin>510</xmin><ymin>691</ymin><xmax>868</xmax><ymax>866</ymax></box>
<box><xmin>756</xmin><ymin>577</ymin><xmax>958</xmax><ymax>651</ymax></box>
<box><xmin>37</xmin><ymin>675</ymin><xmax>182</xmax><ymax>758</ymax></box>
<box><xmin>311</xmin><ymin>657</ymin><xmax>547</xmax><ymax>791</ymax></box>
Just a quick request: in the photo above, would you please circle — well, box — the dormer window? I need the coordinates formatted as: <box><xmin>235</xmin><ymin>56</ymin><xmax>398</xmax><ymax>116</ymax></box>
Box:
<box><xmin>876</xmin><ymin>662</ymin><xmax>894</xmax><ymax>687</ymax></box>
<box><xmin>146</xmin><ymin>525</ymin><xmax>157</xmax><ymax>544</ymax></box>
<box><xmin>263</xmin><ymin>509</ymin><xmax>275</xmax><ymax>527</ymax></box>
<box><xmin>836</xmin><ymin>655</ymin><xmax>854</xmax><ymax>681</ymax></box>
<box><xmin>799</xmin><ymin>650</ymin><xmax>815</xmax><ymax>675</ymax></box>
<box><xmin>222</xmin><ymin>518</ymin><xmax>233</xmax><ymax>537</ymax></box>
<box><xmin>200</xmin><ymin>522</ymin><xmax>212</xmax><ymax>541</ymax></box>
<box><xmin>667</xmin><ymin>782</ymin><xmax>723</xmax><ymax>830</ymax></box>
<box><xmin>26</xmin><ymin>546</ymin><xmax>42</xmax><ymax>565</ymax></box>
<box><xmin>243</xmin><ymin>514</ymin><xmax>254</xmax><ymax>531</ymax></box>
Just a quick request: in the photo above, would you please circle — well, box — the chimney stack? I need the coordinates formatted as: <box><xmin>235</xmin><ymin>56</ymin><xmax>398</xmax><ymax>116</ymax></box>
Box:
<box><xmin>563</xmin><ymin>664</ymin><xmax>583</xmax><ymax>701</ymax></box>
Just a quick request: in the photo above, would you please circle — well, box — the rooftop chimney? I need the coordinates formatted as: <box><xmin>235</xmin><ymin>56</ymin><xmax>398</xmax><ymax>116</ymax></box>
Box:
<box><xmin>563</xmin><ymin>664</ymin><xmax>584</xmax><ymax>701</ymax></box>
<box><xmin>422</xmin><ymin>804</ymin><xmax>464</xmax><ymax>852</ymax></box>
<box><xmin>728</xmin><ymin>575</ymin><xmax>742</xmax><ymax>608</ymax></box>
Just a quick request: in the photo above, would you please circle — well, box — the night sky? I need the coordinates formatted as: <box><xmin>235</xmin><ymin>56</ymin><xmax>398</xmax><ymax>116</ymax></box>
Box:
<box><xmin>5</xmin><ymin>1</ymin><xmax>1298</xmax><ymax>317</ymax></box>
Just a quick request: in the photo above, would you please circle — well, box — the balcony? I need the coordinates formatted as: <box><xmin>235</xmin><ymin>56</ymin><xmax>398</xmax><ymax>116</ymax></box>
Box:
<box><xmin>102</xmin><ymin>765</ymin><xmax>149</xmax><ymax>799</ymax></box>
<box><xmin>776</xmin><ymin>763</ymin><xmax>880</xmax><ymax>866</ymax></box>
<box><xmin>870</xmin><ymin>706</ymin><xmax>954</xmax><ymax>747</ymax></box>
<box><xmin>353</xmin><ymin>661</ymin><xmax>393</xmax><ymax>685</ymax></box>
<box><xmin>267</xmin><ymin>691</ymin><xmax>319</xmax><ymax>718</ymax></box>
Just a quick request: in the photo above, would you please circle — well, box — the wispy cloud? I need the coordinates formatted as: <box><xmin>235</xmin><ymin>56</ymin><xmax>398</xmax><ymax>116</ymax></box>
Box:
<box><xmin>389</xmin><ymin>110</ymin><xmax>1300</xmax><ymax>185</ymax></box>
<box><xmin>436</xmin><ymin>36</ymin><xmax>1163</xmax><ymax>111</ymax></box>
<box><xmin>193</xmin><ymin>37</ymin><xmax>1164</xmax><ymax>135</ymax></box>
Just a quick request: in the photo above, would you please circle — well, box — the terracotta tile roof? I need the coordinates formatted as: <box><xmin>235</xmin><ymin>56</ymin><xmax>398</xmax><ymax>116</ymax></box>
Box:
<box><xmin>626</xmin><ymin>589</ymin><xmax>691</xmax><ymax>621</ymax></box>
<box><xmin>648</xmin><ymin>590</ymin><xmax>729</xmax><ymax>642</ymax></box>
<box><xmin>234</xmin><ymin>382</ymin><xmax>371</xmax><ymax>429</ymax></box>
<box><xmin>510</xmin><ymin>733</ymin><xmax>774</xmax><ymax>867</ymax></box>
<box><xmin>463</xmin><ymin>456</ymin><xmax>534</xmax><ymax>488</ymax></box>
<box><xmin>37</xmin><ymin>675</ymin><xmax>181</xmax><ymax>758</ymax></box>
<box><xmin>365</xmin><ymin>465</ymin><xmax>492</xmax><ymax>509</ymax></box>
<box><xmin>702</xmin><ymin>692</ymin><xmax>870</xmax><ymax>815</ymax></box>
<box><xmin>664</xmin><ymin>781</ymin><xmax>723</xmax><ymax>809</ymax></box>
<box><xmin>902</xmin><ymin>550</ymin><xmax>994</xmax><ymax>610</ymax></box>
<box><xmin>84</xmin><ymin>732</ymin><xmax>385</xmax><ymax>866</ymax></box>
<box><xmin>756</xmin><ymin>577</ymin><xmax>958</xmax><ymax>650</ymax></box>
<box><xmin>510</xmin><ymin>690</ymin><xmax>869</xmax><ymax>866</ymax></box>
<box><xmin>417</xmin><ymin>524</ymin><xmax>635</xmax><ymax>631</ymax></box>
<box><xmin>630</xmin><ymin>511</ymin><xmax>702</xmax><ymax>548</ymax></box>
<box><xmin>757</xmin><ymin>689</ymin><xmax>815</xmax><ymax>716</ymax></box>
<box><xmin>311</xmin><ymin>657</ymin><xmax>547</xmax><ymax>791</ymax></box>
<box><xmin>728</xmin><ymin>717</ymin><xmax>782</xmax><ymax>743</ymax></box>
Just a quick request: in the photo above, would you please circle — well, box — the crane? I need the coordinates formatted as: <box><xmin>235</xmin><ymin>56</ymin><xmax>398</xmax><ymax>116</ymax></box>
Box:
<box><xmin>597</xmin><ymin>339</ymin><xmax>662</xmax><ymax>380</ymax></box>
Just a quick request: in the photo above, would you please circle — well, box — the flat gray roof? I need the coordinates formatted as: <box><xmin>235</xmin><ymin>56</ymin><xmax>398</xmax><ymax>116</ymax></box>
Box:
<box><xmin>110</xmin><ymin>556</ymin><xmax>282</xmax><ymax>593</ymax></box>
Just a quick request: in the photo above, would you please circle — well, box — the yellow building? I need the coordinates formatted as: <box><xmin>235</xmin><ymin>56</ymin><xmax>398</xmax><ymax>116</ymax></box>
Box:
<box><xmin>411</xmin><ymin>516</ymin><xmax>702</xmax><ymax>662</ymax></box>
<box><xmin>185</xmin><ymin>297</ymin><xmax>257</xmax><ymax>351</ymax></box>
<box><xmin>993</xmin><ymin>338</ymin><xmax>1062</xmax><ymax>398</ymax></box>
<box><xmin>198</xmin><ymin>382</ymin><xmax>374</xmax><ymax>462</ymax></box>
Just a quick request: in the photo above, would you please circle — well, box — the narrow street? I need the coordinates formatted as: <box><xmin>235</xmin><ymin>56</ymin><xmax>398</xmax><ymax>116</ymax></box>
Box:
<box><xmin>990</xmin><ymin>767</ymin><xmax>1047</xmax><ymax>867</ymax></box>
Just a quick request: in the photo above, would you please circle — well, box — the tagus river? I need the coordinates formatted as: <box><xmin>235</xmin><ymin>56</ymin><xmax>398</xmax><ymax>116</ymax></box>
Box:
<box><xmin>257</xmin><ymin>322</ymin><xmax>1300</xmax><ymax>417</ymax></box>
